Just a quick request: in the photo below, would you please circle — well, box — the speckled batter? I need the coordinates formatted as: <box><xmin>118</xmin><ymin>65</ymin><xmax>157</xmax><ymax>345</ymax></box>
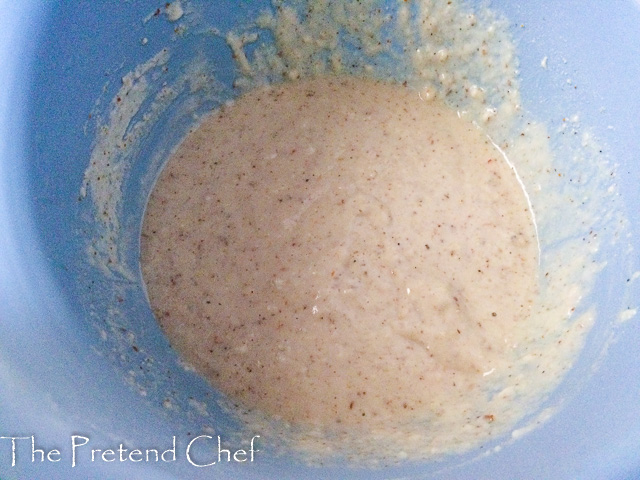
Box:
<box><xmin>141</xmin><ymin>76</ymin><xmax>539</xmax><ymax>446</ymax></box>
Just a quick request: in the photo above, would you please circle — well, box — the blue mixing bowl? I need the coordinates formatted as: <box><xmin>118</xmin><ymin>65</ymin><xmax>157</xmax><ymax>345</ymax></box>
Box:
<box><xmin>1</xmin><ymin>1</ymin><xmax>639</xmax><ymax>479</ymax></box>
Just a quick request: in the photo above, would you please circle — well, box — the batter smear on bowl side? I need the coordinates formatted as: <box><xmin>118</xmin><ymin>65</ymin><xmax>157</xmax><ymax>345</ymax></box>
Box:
<box><xmin>140</xmin><ymin>76</ymin><xmax>539</xmax><ymax>459</ymax></box>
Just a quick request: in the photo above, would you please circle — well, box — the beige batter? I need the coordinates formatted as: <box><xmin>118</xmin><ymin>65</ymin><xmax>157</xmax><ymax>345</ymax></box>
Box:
<box><xmin>141</xmin><ymin>76</ymin><xmax>538</xmax><ymax>449</ymax></box>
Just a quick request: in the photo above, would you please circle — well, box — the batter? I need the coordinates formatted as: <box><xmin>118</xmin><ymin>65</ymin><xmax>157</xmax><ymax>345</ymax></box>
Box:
<box><xmin>140</xmin><ymin>76</ymin><xmax>538</xmax><ymax>451</ymax></box>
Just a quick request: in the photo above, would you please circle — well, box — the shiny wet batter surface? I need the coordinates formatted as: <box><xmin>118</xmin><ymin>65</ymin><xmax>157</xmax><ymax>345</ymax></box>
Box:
<box><xmin>141</xmin><ymin>75</ymin><xmax>538</xmax><ymax>454</ymax></box>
